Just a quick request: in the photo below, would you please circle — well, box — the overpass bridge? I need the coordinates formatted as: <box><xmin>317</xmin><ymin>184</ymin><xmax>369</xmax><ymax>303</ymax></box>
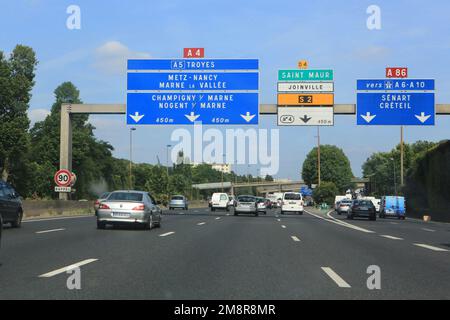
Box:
<box><xmin>192</xmin><ymin>178</ymin><xmax>369</xmax><ymax>195</ymax></box>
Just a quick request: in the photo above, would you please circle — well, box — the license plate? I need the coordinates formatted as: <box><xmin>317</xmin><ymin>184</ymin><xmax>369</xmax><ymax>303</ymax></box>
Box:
<box><xmin>289</xmin><ymin>202</ymin><xmax>296</xmax><ymax>204</ymax></box>
<box><xmin>112</xmin><ymin>212</ymin><xmax>130</xmax><ymax>217</ymax></box>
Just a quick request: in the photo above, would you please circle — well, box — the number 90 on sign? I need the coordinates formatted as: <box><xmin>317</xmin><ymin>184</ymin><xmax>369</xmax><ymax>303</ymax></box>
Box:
<box><xmin>54</xmin><ymin>170</ymin><xmax>72</xmax><ymax>187</ymax></box>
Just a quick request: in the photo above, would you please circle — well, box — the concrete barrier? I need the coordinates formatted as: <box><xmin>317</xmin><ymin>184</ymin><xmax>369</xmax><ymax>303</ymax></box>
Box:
<box><xmin>22</xmin><ymin>200</ymin><xmax>94</xmax><ymax>219</ymax></box>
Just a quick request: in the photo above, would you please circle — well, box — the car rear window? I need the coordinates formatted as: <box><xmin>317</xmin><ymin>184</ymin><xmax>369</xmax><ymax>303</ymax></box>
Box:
<box><xmin>108</xmin><ymin>192</ymin><xmax>143</xmax><ymax>202</ymax></box>
<box><xmin>238</xmin><ymin>196</ymin><xmax>255</xmax><ymax>202</ymax></box>
<box><xmin>100</xmin><ymin>192</ymin><xmax>110</xmax><ymax>199</ymax></box>
<box><xmin>171</xmin><ymin>196</ymin><xmax>184</xmax><ymax>200</ymax></box>
<box><xmin>359</xmin><ymin>200</ymin><xmax>373</xmax><ymax>206</ymax></box>
<box><xmin>284</xmin><ymin>193</ymin><xmax>301</xmax><ymax>200</ymax></box>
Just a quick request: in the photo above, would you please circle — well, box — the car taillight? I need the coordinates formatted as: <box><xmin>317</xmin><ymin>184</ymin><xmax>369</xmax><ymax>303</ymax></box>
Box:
<box><xmin>132</xmin><ymin>204</ymin><xmax>145</xmax><ymax>211</ymax></box>
<box><xmin>99</xmin><ymin>203</ymin><xmax>110</xmax><ymax>210</ymax></box>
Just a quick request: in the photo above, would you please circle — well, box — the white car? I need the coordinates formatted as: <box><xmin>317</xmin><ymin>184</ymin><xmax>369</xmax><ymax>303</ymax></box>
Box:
<box><xmin>210</xmin><ymin>193</ymin><xmax>229</xmax><ymax>211</ymax></box>
<box><xmin>281</xmin><ymin>192</ymin><xmax>304</xmax><ymax>215</ymax></box>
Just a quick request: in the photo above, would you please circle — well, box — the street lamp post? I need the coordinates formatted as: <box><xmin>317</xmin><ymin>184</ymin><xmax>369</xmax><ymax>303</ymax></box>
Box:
<box><xmin>166</xmin><ymin>144</ymin><xmax>172</xmax><ymax>200</ymax></box>
<box><xmin>391</xmin><ymin>157</ymin><xmax>397</xmax><ymax>196</ymax></box>
<box><xmin>129</xmin><ymin>128</ymin><xmax>136</xmax><ymax>190</ymax></box>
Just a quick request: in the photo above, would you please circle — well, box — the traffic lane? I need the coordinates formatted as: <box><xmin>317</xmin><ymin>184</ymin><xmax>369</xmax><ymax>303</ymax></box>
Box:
<box><xmin>298</xmin><ymin>210</ymin><xmax>450</xmax><ymax>299</ymax></box>
<box><xmin>0</xmin><ymin>209</ymin><xmax>222</xmax><ymax>299</ymax></box>
<box><xmin>25</xmin><ymin>209</ymin><xmax>332</xmax><ymax>299</ymax></box>
<box><xmin>328</xmin><ymin>210</ymin><xmax>450</xmax><ymax>248</ymax></box>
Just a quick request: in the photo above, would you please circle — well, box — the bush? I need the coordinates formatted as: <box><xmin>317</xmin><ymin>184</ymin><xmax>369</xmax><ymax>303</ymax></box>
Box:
<box><xmin>313</xmin><ymin>181</ymin><xmax>338</xmax><ymax>205</ymax></box>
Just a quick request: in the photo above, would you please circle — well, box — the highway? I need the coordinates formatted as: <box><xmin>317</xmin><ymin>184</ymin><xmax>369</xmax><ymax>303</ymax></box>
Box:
<box><xmin>0</xmin><ymin>208</ymin><xmax>449</xmax><ymax>299</ymax></box>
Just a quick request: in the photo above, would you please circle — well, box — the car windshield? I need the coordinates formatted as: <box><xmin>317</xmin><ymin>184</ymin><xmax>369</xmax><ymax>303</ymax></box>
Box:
<box><xmin>171</xmin><ymin>196</ymin><xmax>184</xmax><ymax>200</ymax></box>
<box><xmin>341</xmin><ymin>201</ymin><xmax>352</xmax><ymax>205</ymax></box>
<box><xmin>284</xmin><ymin>193</ymin><xmax>301</xmax><ymax>200</ymax></box>
<box><xmin>107</xmin><ymin>192</ymin><xmax>143</xmax><ymax>202</ymax></box>
<box><xmin>238</xmin><ymin>196</ymin><xmax>255</xmax><ymax>202</ymax></box>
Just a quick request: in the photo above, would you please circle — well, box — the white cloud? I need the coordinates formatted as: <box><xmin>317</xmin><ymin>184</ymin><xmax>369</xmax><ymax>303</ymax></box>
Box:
<box><xmin>93</xmin><ymin>41</ymin><xmax>150</xmax><ymax>75</ymax></box>
<box><xmin>28</xmin><ymin>108</ymin><xmax>50</xmax><ymax>125</ymax></box>
<box><xmin>354</xmin><ymin>46</ymin><xmax>390</xmax><ymax>61</ymax></box>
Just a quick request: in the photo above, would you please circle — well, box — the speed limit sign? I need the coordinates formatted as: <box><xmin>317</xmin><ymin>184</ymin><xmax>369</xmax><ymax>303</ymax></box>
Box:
<box><xmin>54</xmin><ymin>169</ymin><xmax>72</xmax><ymax>187</ymax></box>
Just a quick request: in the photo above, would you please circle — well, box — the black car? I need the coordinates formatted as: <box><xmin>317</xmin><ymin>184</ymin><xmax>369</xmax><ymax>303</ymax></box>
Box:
<box><xmin>347</xmin><ymin>200</ymin><xmax>376</xmax><ymax>221</ymax></box>
<box><xmin>0</xmin><ymin>180</ymin><xmax>24</xmax><ymax>228</ymax></box>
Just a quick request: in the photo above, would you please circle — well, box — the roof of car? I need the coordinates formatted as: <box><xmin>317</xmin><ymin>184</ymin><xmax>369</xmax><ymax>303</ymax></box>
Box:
<box><xmin>111</xmin><ymin>190</ymin><xmax>147</xmax><ymax>194</ymax></box>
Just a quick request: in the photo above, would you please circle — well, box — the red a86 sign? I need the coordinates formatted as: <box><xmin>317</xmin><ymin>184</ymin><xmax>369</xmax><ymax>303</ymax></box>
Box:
<box><xmin>54</xmin><ymin>169</ymin><xmax>72</xmax><ymax>187</ymax></box>
<box><xmin>386</xmin><ymin>67</ymin><xmax>408</xmax><ymax>78</ymax></box>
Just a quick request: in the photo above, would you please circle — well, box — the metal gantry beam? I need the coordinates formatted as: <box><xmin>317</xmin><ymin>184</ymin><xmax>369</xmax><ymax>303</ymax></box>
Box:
<box><xmin>58</xmin><ymin>102</ymin><xmax>450</xmax><ymax>200</ymax></box>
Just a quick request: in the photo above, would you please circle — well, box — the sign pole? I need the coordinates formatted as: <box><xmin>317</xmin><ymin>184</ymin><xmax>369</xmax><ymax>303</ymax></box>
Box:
<box><xmin>317</xmin><ymin>126</ymin><xmax>321</xmax><ymax>186</ymax></box>
<box><xmin>400</xmin><ymin>126</ymin><xmax>404</xmax><ymax>187</ymax></box>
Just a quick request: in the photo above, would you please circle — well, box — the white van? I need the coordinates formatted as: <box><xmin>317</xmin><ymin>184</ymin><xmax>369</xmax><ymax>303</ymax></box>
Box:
<box><xmin>210</xmin><ymin>193</ymin><xmax>229</xmax><ymax>211</ymax></box>
<box><xmin>281</xmin><ymin>192</ymin><xmax>304</xmax><ymax>215</ymax></box>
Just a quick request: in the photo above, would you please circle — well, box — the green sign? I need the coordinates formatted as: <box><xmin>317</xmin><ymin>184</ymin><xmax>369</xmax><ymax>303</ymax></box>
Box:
<box><xmin>278</xmin><ymin>69</ymin><xmax>333</xmax><ymax>81</ymax></box>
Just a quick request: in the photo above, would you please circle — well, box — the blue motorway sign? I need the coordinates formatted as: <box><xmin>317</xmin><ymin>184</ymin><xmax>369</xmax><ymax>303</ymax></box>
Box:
<box><xmin>128</xmin><ymin>59</ymin><xmax>259</xmax><ymax>70</ymax></box>
<box><xmin>357</xmin><ymin>92</ymin><xmax>435</xmax><ymax>126</ymax></box>
<box><xmin>127</xmin><ymin>92</ymin><xmax>258</xmax><ymax>125</ymax></box>
<box><xmin>357</xmin><ymin>79</ymin><xmax>435</xmax><ymax>91</ymax></box>
<box><xmin>128</xmin><ymin>72</ymin><xmax>258</xmax><ymax>91</ymax></box>
<box><xmin>127</xmin><ymin>58</ymin><xmax>259</xmax><ymax>125</ymax></box>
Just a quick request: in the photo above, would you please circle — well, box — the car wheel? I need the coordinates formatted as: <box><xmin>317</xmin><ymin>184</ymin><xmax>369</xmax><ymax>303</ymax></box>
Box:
<box><xmin>299</xmin><ymin>211</ymin><xmax>303</xmax><ymax>215</ymax></box>
<box><xmin>234</xmin><ymin>212</ymin><xmax>238</xmax><ymax>216</ymax></box>
<box><xmin>145</xmin><ymin>216</ymin><xmax>153</xmax><ymax>230</ymax></box>
<box><xmin>97</xmin><ymin>220</ymin><xmax>106</xmax><ymax>229</ymax></box>
<box><xmin>281</xmin><ymin>211</ymin><xmax>285</xmax><ymax>215</ymax></box>
<box><xmin>11</xmin><ymin>210</ymin><xmax>23</xmax><ymax>228</ymax></box>
<box><xmin>255</xmin><ymin>212</ymin><xmax>259</xmax><ymax>217</ymax></box>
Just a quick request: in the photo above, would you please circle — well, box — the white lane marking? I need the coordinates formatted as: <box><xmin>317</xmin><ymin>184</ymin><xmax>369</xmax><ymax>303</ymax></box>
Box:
<box><xmin>35</xmin><ymin>228</ymin><xmax>66</xmax><ymax>234</ymax></box>
<box><xmin>197</xmin><ymin>222</ymin><xmax>206</xmax><ymax>226</ymax></box>
<box><xmin>226</xmin><ymin>213</ymin><xmax>230</xmax><ymax>216</ymax></box>
<box><xmin>413</xmin><ymin>243</ymin><xmax>449</xmax><ymax>252</ymax></box>
<box><xmin>277</xmin><ymin>219</ymin><xmax>281</xmax><ymax>222</ymax></box>
<box><xmin>194</xmin><ymin>210</ymin><xmax>199</xmax><ymax>213</ymax></box>
<box><xmin>390</xmin><ymin>222</ymin><xmax>399</xmax><ymax>225</ymax></box>
<box><xmin>422</xmin><ymin>228</ymin><xmax>435</xmax><ymax>232</ymax></box>
<box><xmin>321</xmin><ymin>267</ymin><xmax>351</xmax><ymax>288</ymax></box>
<box><xmin>380</xmin><ymin>235</ymin><xmax>403</xmax><ymax>240</ymax></box>
<box><xmin>24</xmin><ymin>215</ymin><xmax>92</xmax><ymax>223</ymax></box>
<box><xmin>39</xmin><ymin>259</ymin><xmax>98</xmax><ymax>278</ymax></box>
<box><xmin>305</xmin><ymin>210</ymin><xmax>375</xmax><ymax>234</ymax></box>
<box><xmin>159</xmin><ymin>232</ymin><xmax>175</xmax><ymax>237</ymax></box>
<box><xmin>281</xmin><ymin>225</ymin><xmax>287</xmax><ymax>229</ymax></box>
<box><xmin>291</xmin><ymin>236</ymin><xmax>300</xmax><ymax>242</ymax></box>
<box><xmin>215</xmin><ymin>217</ymin><xmax>221</xmax><ymax>220</ymax></box>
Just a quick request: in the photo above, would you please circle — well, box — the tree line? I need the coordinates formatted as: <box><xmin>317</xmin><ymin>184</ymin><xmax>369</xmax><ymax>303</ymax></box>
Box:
<box><xmin>0</xmin><ymin>45</ymin><xmax>272</xmax><ymax>201</ymax></box>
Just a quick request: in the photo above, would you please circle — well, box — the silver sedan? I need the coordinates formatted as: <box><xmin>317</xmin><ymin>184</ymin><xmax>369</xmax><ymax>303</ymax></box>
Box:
<box><xmin>96</xmin><ymin>190</ymin><xmax>162</xmax><ymax>230</ymax></box>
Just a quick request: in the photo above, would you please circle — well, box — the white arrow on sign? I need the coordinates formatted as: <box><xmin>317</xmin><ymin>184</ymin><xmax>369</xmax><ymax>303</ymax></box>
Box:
<box><xmin>129</xmin><ymin>112</ymin><xmax>145</xmax><ymax>123</ymax></box>
<box><xmin>185</xmin><ymin>112</ymin><xmax>200</xmax><ymax>122</ymax></box>
<box><xmin>361</xmin><ymin>112</ymin><xmax>376</xmax><ymax>123</ymax></box>
<box><xmin>415</xmin><ymin>112</ymin><xmax>431</xmax><ymax>123</ymax></box>
<box><xmin>241</xmin><ymin>112</ymin><xmax>256</xmax><ymax>123</ymax></box>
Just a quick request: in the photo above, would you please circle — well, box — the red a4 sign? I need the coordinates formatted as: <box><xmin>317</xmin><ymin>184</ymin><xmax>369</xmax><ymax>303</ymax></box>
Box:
<box><xmin>183</xmin><ymin>48</ymin><xmax>205</xmax><ymax>58</ymax></box>
<box><xmin>386</xmin><ymin>67</ymin><xmax>408</xmax><ymax>78</ymax></box>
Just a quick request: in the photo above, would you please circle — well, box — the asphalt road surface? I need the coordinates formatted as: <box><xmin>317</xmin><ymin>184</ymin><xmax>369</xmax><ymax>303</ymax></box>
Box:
<box><xmin>0</xmin><ymin>208</ymin><xmax>449</xmax><ymax>299</ymax></box>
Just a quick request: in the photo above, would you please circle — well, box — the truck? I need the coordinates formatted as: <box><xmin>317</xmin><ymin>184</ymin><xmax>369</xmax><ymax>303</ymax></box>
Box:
<box><xmin>334</xmin><ymin>195</ymin><xmax>352</xmax><ymax>211</ymax></box>
<box><xmin>379</xmin><ymin>196</ymin><xmax>406</xmax><ymax>219</ymax></box>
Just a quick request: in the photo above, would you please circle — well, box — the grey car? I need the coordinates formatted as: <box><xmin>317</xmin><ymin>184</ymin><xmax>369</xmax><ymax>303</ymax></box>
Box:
<box><xmin>169</xmin><ymin>195</ymin><xmax>188</xmax><ymax>210</ymax></box>
<box><xmin>234</xmin><ymin>195</ymin><xmax>258</xmax><ymax>216</ymax></box>
<box><xmin>0</xmin><ymin>180</ymin><xmax>23</xmax><ymax>228</ymax></box>
<box><xmin>96</xmin><ymin>190</ymin><xmax>162</xmax><ymax>229</ymax></box>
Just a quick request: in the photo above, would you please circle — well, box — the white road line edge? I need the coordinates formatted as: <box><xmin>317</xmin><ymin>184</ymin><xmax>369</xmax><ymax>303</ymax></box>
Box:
<box><xmin>413</xmin><ymin>243</ymin><xmax>449</xmax><ymax>252</ymax></box>
<box><xmin>35</xmin><ymin>228</ymin><xmax>66</xmax><ymax>234</ymax></box>
<box><xmin>380</xmin><ymin>235</ymin><xmax>403</xmax><ymax>240</ymax></box>
<box><xmin>215</xmin><ymin>217</ymin><xmax>221</xmax><ymax>220</ymax></box>
<box><xmin>39</xmin><ymin>259</ymin><xmax>98</xmax><ymax>278</ymax></box>
<box><xmin>304</xmin><ymin>210</ymin><xmax>375</xmax><ymax>234</ymax></box>
<box><xmin>281</xmin><ymin>225</ymin><xmax>287</xmax><ymax>229</ymax></box>
<box><xmin>24</xmin><ymin>215</ymin><xmax>93</xmax><ymax>223</ymax></box>
<box><xmin>197</xmin><ymin>222</ymin><xmax>206</xmax><ymax>225</ymax></box>
<box><xmin>422</xmin><ymin>228</ymin><xmax>435</xmax><ymax>232</ymax></box>
<box><xmin>159</xmin><ymin>231</ymin><xmax>175</xmax><ymax>237</ymax></box>
<box><xmin>321</xmin><ymin>267</ymin><xmax>351</xmax><ymax>288</ymax></box>
<box><xmin>291</xmin><ymin>236</ymin><xmax>300</xmax><ymax>242</ymax></box>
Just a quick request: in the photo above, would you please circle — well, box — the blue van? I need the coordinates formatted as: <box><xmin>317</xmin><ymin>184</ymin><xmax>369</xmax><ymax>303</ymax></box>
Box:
<box><xmin>379</xmin><ymin>196</ymin><xmax>406</xmax><ymax>220</ymax></box>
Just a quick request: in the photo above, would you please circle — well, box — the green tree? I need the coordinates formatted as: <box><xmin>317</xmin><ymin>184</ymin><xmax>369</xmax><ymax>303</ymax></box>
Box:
<box><xmin>313</xmin><ymin>181</ymin><xmax>338</xmax><ymax>205</ymax></box>
<box><xmin>302</xmin><ymin>145</ymin><xmax>353</xmax><ymax>192</ymax></box>
<box><xmin>362</xmin><ymin>141</ymin><xmax>438</xmax><ymax>196</ymax></box>
<box><xmin>0</xmin><ymin>45</ymin><xmax>37</xmax><ymax>186</ymax></box>
<box><xmin>29</xmin><ymin>82</ymin><xmax>114</xmax><ymax>199</ymax></box>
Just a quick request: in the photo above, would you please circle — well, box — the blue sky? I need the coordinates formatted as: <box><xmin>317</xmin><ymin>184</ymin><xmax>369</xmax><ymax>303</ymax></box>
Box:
<box><xmin>1</xmin><ymin>0</ymin><xmax>449</xmax><ymax>179</ymax></box>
